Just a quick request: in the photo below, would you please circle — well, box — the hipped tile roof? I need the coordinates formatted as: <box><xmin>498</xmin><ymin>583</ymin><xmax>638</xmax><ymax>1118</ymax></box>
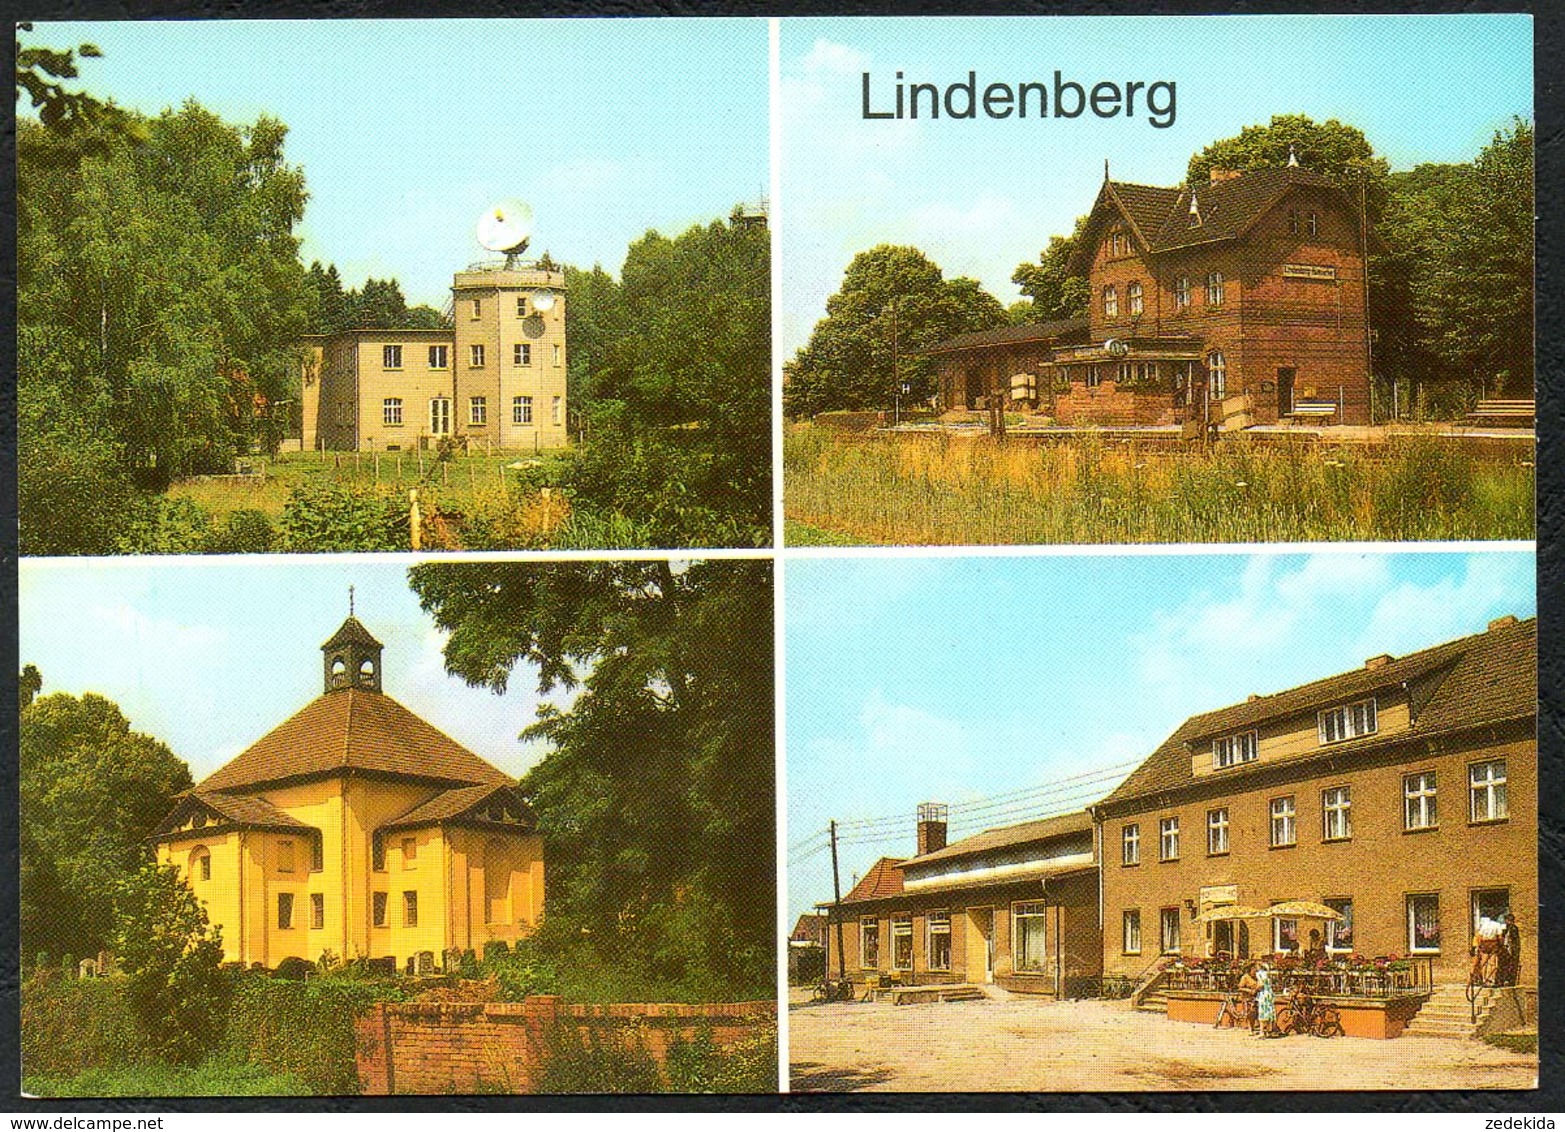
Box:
<box><xmin>1100</xmin><ymin>616</ymin><xmax>1536</xmax><ymax>810</ymax></box>
<box><xmin>197</xmin><ymin>689</ymin><xmax>512</xmax><ymax>793</ymax></box>
<box><xmin>839</xmin><ymin>857</ymin><xmax>906</xmax><ymax>904</ymax></box>
<box><xmin>924</xmin><ymin>317</ymin><xmax>1089</xmax><ymax>355</ymax></box>
<box><xmin>903</xmin><ymin>810</ymin><xmax>1093</xmax><ymax>868</ymax></box>
<box><xmin>379</xmin><ymin>782</ymin><xmax>535</xmax><ymax>833</ymax></box>
<box><xmin>321</xmin><ymin>615</ymin><xmax>383</xmax><ymax>650</ymax></box>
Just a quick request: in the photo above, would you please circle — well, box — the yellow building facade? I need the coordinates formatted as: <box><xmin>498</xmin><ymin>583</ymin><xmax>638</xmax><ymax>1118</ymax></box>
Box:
<box><xmin>153</xmin><ymin>615</ymin><xmax>544</xmax><ymax>971</ymax></box>
<box><xmin>299</xmin><ymin>262</ymin><xmax>568</xmax><ymax>453</ymax></box>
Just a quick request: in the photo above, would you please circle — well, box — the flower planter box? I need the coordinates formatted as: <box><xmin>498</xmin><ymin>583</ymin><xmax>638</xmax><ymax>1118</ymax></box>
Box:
<box><xmin>1165</xmin><ymin>990</ymin><xmax>1430</xmax><ymax>1039</ymax></box>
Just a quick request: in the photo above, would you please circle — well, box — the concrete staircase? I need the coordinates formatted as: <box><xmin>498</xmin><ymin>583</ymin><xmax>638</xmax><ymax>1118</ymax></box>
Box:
<box><xmin>1404</xmin><ymin>984</ymin><xmax>1516</xmax><ymax>1039</ymax></box>
<box><xmin>1135</xmin><ymin>988</ymin><xmax>1169</xmax><ymax>1014</ymax></box>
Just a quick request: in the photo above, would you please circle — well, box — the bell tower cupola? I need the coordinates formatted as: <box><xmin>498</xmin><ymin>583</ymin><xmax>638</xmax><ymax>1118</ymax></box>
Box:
<box><xmin>321</xmin><ymin>590</ymin><xmax>383</xmax><ymax>693</ymax></box>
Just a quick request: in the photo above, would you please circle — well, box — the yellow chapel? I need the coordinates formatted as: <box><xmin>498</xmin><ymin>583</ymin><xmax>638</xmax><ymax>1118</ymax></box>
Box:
<box><xmin>153</xmin><ymin>613</ymin><xmax>544</xmax><ymax>971</ymax></box>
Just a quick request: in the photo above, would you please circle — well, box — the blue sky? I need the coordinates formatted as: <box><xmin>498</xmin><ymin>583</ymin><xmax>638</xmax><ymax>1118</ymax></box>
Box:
<box><xmin>29</xmin><ymin>20</ymin><xmax>768</xmax><ymax>309</ymax></box>
<box><xmin>18</xmin><ymin>559</ymin><xmax>562</xmax><ymax>783</ymax></box>
<box><xmin>785</xmin><ymin>548</ymin><xmax>1535</xmax><ymax>921</ymax></box>
<box><xmin>780</xmin><ymin>14</ymin><xmax>1534</xmax><ymax>354</ymax></box>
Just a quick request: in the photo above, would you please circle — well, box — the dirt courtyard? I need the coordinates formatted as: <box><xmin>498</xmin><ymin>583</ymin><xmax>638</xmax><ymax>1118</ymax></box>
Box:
<box><xmin>787</xmin><ymin>992</ymin><xmax>1537</xmax><ymax>1092</ymax></box>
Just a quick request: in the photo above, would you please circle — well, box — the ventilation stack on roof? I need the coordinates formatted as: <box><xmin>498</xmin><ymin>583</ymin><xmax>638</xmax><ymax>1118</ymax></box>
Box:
<box><xmin>1489</xmin><ymin>614</ymin><xmax>1519</xmax><ymax>632</ymax></box>
<box><xmin>1364</xmin><ymin>654</ymin><xmax>1392</xmax><ymax>670</ymax></box>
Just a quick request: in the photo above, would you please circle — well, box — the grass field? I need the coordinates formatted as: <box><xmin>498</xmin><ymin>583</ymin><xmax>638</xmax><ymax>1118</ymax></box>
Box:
<box><xmin>24</xmin><ymin>1058</ymin><xmax>310</xmax><ymax>1097</ymax></box>
<box><xmin>784</xmin><ymin>426</ymin><xmax>1534</xmax><ymax>545</ymax></box>
<box><xmin>168</xmin><ymin>446</ymin><xmax>570</xmax><ymax>522</ymax></box>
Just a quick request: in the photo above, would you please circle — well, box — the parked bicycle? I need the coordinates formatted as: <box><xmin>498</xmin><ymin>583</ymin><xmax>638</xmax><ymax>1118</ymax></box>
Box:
<box><xmin>1275</xmin><ymin>987</ymin><xmax>1344</xmax><ymax>1038</ymax></box>
<box><xmin>1214</xmin><ymin>991</ymin><xmax>1256</xmax><ymax>1032</ymax></box>
<box><xmin>811</xmin><ymin>975</ymin><xmax>855</xmax><ymax>1004</ymax></box>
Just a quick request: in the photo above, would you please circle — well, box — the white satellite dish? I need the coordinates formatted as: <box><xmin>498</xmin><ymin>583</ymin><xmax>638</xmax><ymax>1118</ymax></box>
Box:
<box><xmin>531</xmin><ymin>289</ymin><xmax>557</xmax><ymax>313</ymax></box>
<box><xmin>476</xmin><ymin>199</ymin><xmax>534</xmax><ymax>266</ymax></box>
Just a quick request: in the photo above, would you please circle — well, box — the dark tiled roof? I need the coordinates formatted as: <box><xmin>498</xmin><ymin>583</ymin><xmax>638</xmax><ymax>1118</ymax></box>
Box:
<box><xmin>1100</xmin><ymin>616</ymin><xmax>1536</xmax><ymax>810</ymax></box>
<box><xmin>925</xmin><ymin>318</ymin><xmax>1089</xmax><ymax>355</ymax></box>
<box><xmin>196</xmin><ymin>791</ymin><xmax>312</xmax><ymax>829</ymax></box>
<box><xmin>197</xmin><ymin>689</ymin><xmax>512</xmax><ymax>793</ymax></box>
<box><xmin>321</xmin><ymin>615</ymin><xmax>383</xmax><ymax>650</ymax></box>
<box><xmin>1148</xmin><ymin>167</ymin><xmax>1341</xmax><ymax>252</ymax></box>
<box><xmin>903</xmin><ymin>810</ymin><xmax>1093</xmax><ymax>868</ymax></box>
<box><xmin>839</xmin><ymin>857</ymin><xmax>906</xmax><ymax>905</ymax></box>
<box><xmin>1106</xmin><ymin>181</ymin><xmax>1183</xmax><ymax>242</ymax></box>
<box><xmin>379</xmin><ymin>783</ymin><xmax>535</xmax><ymax>833</ymax></box>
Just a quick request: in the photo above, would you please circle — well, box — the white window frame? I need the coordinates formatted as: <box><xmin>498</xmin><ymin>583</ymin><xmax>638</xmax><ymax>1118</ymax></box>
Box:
<box><xmin>1207</xmin><ymin>807</ymin><xmax>1230</xmax><ymax>855</ymax></box>
<box><xmin>513</xmin><ymin>395</ymin><xmax>534</xmax><ymax>425</ymax></box>
<box><xmin>1159</xmin><ymin>907</ymin><xmax>1181</xmax><ymax>955</ymax></box>
<box><xmin>859</xmin><ymin>915</ymin><xmax>880</xmax><ymax>969</ymax></box>
<box><xmin>1471</xmin><ymin>888</ymin><xmax>1509</xmax><ymax>935</ymax></box>
<box><xmin>1122</xmin><ymin>823</ymin><xmax>1140</xmax><ymax>866</ymax></box>
<box><xmin>1470</xmin><ymin>759</ymin><xmax>1508</xmax><ymax>823</ymax></box>
<box><xmin>1103</xmin><ymin>285</ymin><xmax>1118</xmax><ymax>318</ymax></box>
<box><xmin>382</xmin><ymin>344</ymin><xmax>403</xmax><ymax>370</ymax></box>
<box><xmin>1288</xmin><ymin>209</ymin><xmax>1300</xmax><ymax>235</ymax></box>
<box><xmin>1306</xmin><ymin>211</ymin><xmax>1320</xmax><ymax>237</ymax></box>
<box><xmin>469</xmin><ymin>396</ymin><xmax>487</xmax><ymax>426</ymax></box>
<box><xmin>1206</xmin><ymin>271</ymin><xmax>1225</xmax><ymax>306</ymax></box>
<box><xmin>383</xmin><ymin>398</ymin><xmax>403</xmax><ymax>427</ymax></box>
<box><xmin>1324</xmin><ymin>897</ymin><xmax>1353</xmax><ymax>952</ymax></box>
<box><xmin>1319</xmin><ymin>697</ymin><xmax>1377</xmax><ymax>745</ymax></box>
<box><xmin>470</xmin><ymin>343</ymin><xmax>486</xmax><ymax>368</ymax></box>
<box><xmin>514</xmin><ymin>342</ymin><xmax>532</xmax><ymax>366</ymax></box>
<box><xmin>1404</xmin><ymin>770</ymin><xmax>1438</xmax><ymax>831</ymax></box>
<box><xmin>1407</xmin><ymin>893</ymin><xmax>1441</xmax><ymax>954</ymax></box>
<box><xmin>429</xmin><ymin>344</ymin><xmax>448</xmax><ymax>369</ymax></box>
<box><xmin>1322</xmin><ymin>785</ymin><xmax>1352</xmax><ymax>841</ymax></box>
<box><xmin>1012</xmin><ymin>901</ymin><xmax>1049</xmax><ymax>973</ymax></box>
<box><xmin>890</xmin><ymin>914</ymin><xmax>913</xmax><ymax>971</ymax></box>
<box><xmin>429</xmin><ymin>397</ymin><xmax>451</xmax><ymax>436</ymax></box>
<box><xmin>1158</xmin><ymin>816</ymin><xmax>1179</xmax><ymax>862</ymax></box>
<box><xmin>926</xmin><ymin>910</ymin><xmax>952</xmax><ymax>972</ymax></box>
<box><xmin>1122</xmin><ymin>909</ymin><xmax>1141</xmax><ymax>955</ymax></box>
<box><xmin>1207</xmin><ymin>351</ymin><xmax>1227</xmax><ymax>399</ymax></box>
<box><xmin>1212</xmin><ymin>729</ymin><xmax>1257</xmax><ymax>769</ymax></box>
<box><xmin>1175</xmin><ymin>275</ymin><xmax>1191</xmax><ymax>308</ymax></box>
<box><xmin>1273</xmin><ymin>916</ymin><xmax>1300</xmax><ymax>953</ymax></box>
<box><xmin>552</xmin><ymin>344</ymin><xmax>562</xmax><ymax>367</ymax></box>
<box><xmin>1269</xmin><ymin>796</ymin><xmax>1296</xmax><ymax>848</ymax></box>
<box><xmin>1127</xmin><ymin>281</ymin><xmax>1144</xmax><ymax>315</ymax></box>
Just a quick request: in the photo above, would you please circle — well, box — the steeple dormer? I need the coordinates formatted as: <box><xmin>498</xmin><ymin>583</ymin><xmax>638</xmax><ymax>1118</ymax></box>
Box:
<box><xmin>321</xmin><ymin>607</ymin><xmax>384</xmax><ymax>694</ymax></box>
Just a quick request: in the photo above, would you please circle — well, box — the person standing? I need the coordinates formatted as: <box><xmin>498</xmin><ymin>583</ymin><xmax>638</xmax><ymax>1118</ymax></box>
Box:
<box><xmin>1255</xmin><ymin>963</ymin><xmax>1278</xmax><ymax>1038</ymax></box>
<box><xmin>1498</xmin><ymin>913</ymin><xmax>1522</xmax><ymax>986</ymax></box>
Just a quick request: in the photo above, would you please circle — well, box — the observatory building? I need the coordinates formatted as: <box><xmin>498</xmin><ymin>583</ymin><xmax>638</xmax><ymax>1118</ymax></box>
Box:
<box><xmin>300</xmin><ymin>202</ymin><xmax>569</xmax><ymax>452</ymax></box>
<box><xmin>151</xmin><ymin>611</ymin><xmax>544</xmax><ymax>972</ymax></box>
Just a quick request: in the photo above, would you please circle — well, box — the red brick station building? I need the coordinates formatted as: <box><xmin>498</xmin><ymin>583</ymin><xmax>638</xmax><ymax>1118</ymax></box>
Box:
<box><xmin>931</xmin><ymin>160</ymin><xmax>1373</xmax><ymax>427</ymax></box>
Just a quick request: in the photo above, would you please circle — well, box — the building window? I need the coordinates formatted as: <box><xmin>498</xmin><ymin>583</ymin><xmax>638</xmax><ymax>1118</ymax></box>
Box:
<box><xmin>311</xmin><ymin>835</ymin><xmax>324</xmax><ymax>873</ymax></box>
<box><xmin>277</xmin><ymin>839</ymin><xmax>295</xmax><ymax>873</ymax></box>
<box><xmin>1013</xmin><ymin>902</ymin><xmax>1048</xmax><ymax>973</ymax></box>
<box><xmin>428</xmin><ymin>344</ymin><xmax>448</xmax><ymax>369</ymax></box>
<box><xmin>1273</xmin><ymin>915</ymin><xmax>1300</xmax><ymax>953</ymax></box>
<box><xmin>372</xmin><ymin>891</ymin><xmax>388</xmax><ymax>927</ymax></box>
<box><xmin>1324</xmin><ymin>897</ymin><xmax>1353</xmax><ymax>951</ymax></box>
<box><xmin>277</xmin><ymin>892</ymin><xmax>294</xmax><ymax>930</ymax></box>
<box><xmin>1472</xmin><ymin>888</ymin><xmax>1509</xmax><ymax>935</ymax></box>
<box><xmin>1319</xmin><ymin>698</ymin><xmax>1377</xmax><ymax>744</ymax></box>
<box><xmin>1122</xmin><ymin>910</ymin><xmax>1142</xmax><ymax>955</ymax></box>
<box><xmin>1085</xmin><ymin>364</ymin><xmax>1103</xmax><ymax>389</ymax></box>
<box><xmin>516</xmin><ymin>296</ymin><xmax>527</xmax><ymax>317</ymax></box>
<box><xmin>1160</xmin><ymin>907</ymin><xmax>1181</xmax><ymax>955</ymax></box>
<box><xmin>514</xmin><ymin>343</ymin><xmax>532</xmax><ymax>366</ymax></box>
<box><xmin>1322</xmin><ymin>786</ymin><xmax>1352</xmax><ymax>841</ymax></box>
<box><xmin>1159</xmin><ymin>816</ymin><xmax>1179</xmax><ymax>861</ymax></box>
<box><xmin>1306</xmin><ymin>211</ymin><xmax>1319</xmax><ymax>237</ymax></box>
<box><xmin>1269</xmin><ymin>796</ymin><xmax>1296</xmax><ymax>847</ymax></box>
<box><xmin>1288</xmin><ymin>208</ymin><xmax>1300</xmax><ymax>235</ymax></box>
<box><xmin>1470</xmin><ymin>759</ymin><xmax>1508</xmax><ymax>823</ymax></box>
<box><xmin>383</xmin><ymin>398</ymin><xmax>403</xmax><ymax>426</ymax></box>
<box><xmin>469</xmin><ymin>397</ymin><xmax>488</xmax><ymax>426</ymax></box>
<box><xmin>927</xmin><ymin>911</ymin><xmax>952</xmax><ymax>971</ymax></box>
<box><xmin>890</xmin><ymin>914</ymin><xmax>913</xmax><ymax>971</ymax></box>
<box><xmin>403</xmin><ymin>890</ymin><xmax>418</xmax><ymax>928</ymax></box>
<box><xmin>1404</xmin><ymin>771</ymin><xmax>1437</xmax><ymax>830</ymax></box>
<box><xmin>1127</xmin><ymin>281</ymin><xmax>1144</xmax><ymax>316</ymax></box>
<box><xmin>471</xmin><ymin>298</ymin><xmax>482</xmax><ymax>320</ymax></box>
<box><xmin>859</xmin><ymin>916</ymin><xmax>880</xmax><ymax>969</ymax></box>
<box><xmin>402</xmin><ymin>836</ymin><xmax>417</xmax><ymax>867</ymax></box>
<box><xmin>334</xmin><ymin>403</ymin><xmax>351</xmax><ymax>426</ymax></box>
<box><xmin>189</xmin><ymin>847</ymin><xmax>211</xmax><ymax>882</ymax></box>
<box><xmin>1407</xmin><ymin>893</ymin><xmax>1440</xmax><ymax>953</ymax></box>
<box><xmin>1122</xmin><ymin>823</ymin><xmax>1140</xmax><ymax>866</ymax></box>
<box><xmin>513</xmin><ymin>395</ymin><xmax>533</xmax><ymax>425</ymax></box>
<box><xmin>1207</xmin><ymin>808</ymin><xmax>1230</xmax><ymax>855</ymax></box>
<box><xmin>429</xmin><ymin>397</ymin><xmax>451</xmax><ymax>436</ymax></box>
<box><xmin>1174</xmin><ymin>275</ymin><xmax>1191</xmax><ymax>309</ymax></box>
<box><xmin>470</xmin><ymin>344</ymin><xmax>486</xmax><ymax>368</ymax></box>
<box><xmin>1207</xmin><ymin>351</ymin><xmax>1227</xmax><ymax>399</ymax></box>
<box><xmin>311</xmin><ymin>892</ymin><xmax>325</xmax><ymax>930</ymax></box>
<box><xmin>552</xmin><ymin>396</ymin><xmax>563</xmax><ymax>426</ymax></box>
<box><xmin>1102</xmin><ymin>285</ymin><xmax>1118</xmax><ymax>318</ymax></box>
<box><xmin>383</xmin><ymin>344</ymin><xmax>402</xmax><ymax>369</ymax></box>
<box><xmin>552</xmin><ymin>344</ymin><xmax>562</xmax><ymax>367</ymax></box>
<box><xmin>372</xmin><ymin>833</ymin><xmax>386</xmax><ymax>872</ymax></box>
<box><xmin>1206</xmin><ymin>272</ymin><xmax>1225</xmax><ymax>306</ymax></box>
<box><xmin>1212</xmin><ymin>730</ymin><xmax>1257</xmax><ymax>769</ymax></box>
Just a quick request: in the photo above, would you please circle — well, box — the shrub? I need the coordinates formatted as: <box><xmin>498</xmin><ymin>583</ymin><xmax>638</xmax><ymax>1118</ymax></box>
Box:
<box><xmin>114</xmin><ymin>495</ymin><xmax>213</xmax><ymax>555</ymax></box>
<box><xmin>663</xmin><ymin>1024</ymin><xmax>779</xmax><ymax>1094</ymax></box>
<box><xmin>201</xmin><ymin>508</ymin><xmax>275</xmax><ymax>554</ymax></box>
<box><xmin>482</xmin><ymin>939</ymin><xmax>511</xmax><ymax>964</ymax></box>
<box><xmin>20</xmin><ymin>973</ymin><xmax>145</xmax><ymax>1079</ymax></box>
<box><xmin>277</xmin><ymin>482</ymin><xmax>407</xmax><ymax>552</ymax></box>
<box><xmin>272</xmin><ymin>956</ymin><xmax>314</xmax><ymax>981</ymax></box>
<box><xmin>17</xmin><ymin>428</ymin><xmax>138</xmax><ymax>556</ymax></box>
<box><xmin>535</xmin><ymin>1023</ymin><xmax>661</xmax><ymax>1094</ymax></box>
<box><xmin>225</xmin><ymin>974</ymin><xmax>405</xmax><ymax>1095</ymax></box>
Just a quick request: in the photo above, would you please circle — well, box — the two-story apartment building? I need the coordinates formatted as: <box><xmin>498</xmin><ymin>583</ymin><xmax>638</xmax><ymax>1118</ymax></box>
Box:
<box><xmin>301</xmin><ymin>262</ymin><xmax>568</xmax><ymax>452</ymax></box>
<box><xmin>152</xmin><ymin>613</ymin><xmax>545</xmax><ymax>971</ymax></box>
<box><xmin>1092</xmin><ymin>614</ymin><xmax>1535</xmax><ymax>988</ymax></box>
<box><xmin>822</xmin><ymin>806</ymin><xmax>1101</xmax><ymax>996</ymax></box>
<box><xmin>932</xmin><ymin>160</ymin><xmax>1371</xmax><ymax>426</ymax></box>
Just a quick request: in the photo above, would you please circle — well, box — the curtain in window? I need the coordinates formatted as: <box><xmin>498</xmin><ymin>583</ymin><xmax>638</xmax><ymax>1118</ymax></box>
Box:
<box><xmin>1014</xmin><ymin>904</ymin><xmax>1047</xmax><ymax>972</ymax></box>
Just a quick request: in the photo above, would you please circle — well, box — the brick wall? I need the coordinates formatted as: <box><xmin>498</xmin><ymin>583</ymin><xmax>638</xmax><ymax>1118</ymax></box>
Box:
<box><xmin>1052</xmin><ymin>381</ymin><xmax>1177</xmax><ymax>427</ymax></box>
<box><xmin>355</xmin><ymin>996</ymin><xmax>775</xmax><ymax>1094</ymax></box>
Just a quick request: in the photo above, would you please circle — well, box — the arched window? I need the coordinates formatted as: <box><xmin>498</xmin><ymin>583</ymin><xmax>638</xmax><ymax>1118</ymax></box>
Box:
<box><xmin>1127</xmin><ymin>282</ymin><xmax>1144</xmax><ymax>316</ymax></box>
<box><xmin>189</xmin><ymin>845</ymin><xmax>212</xmax><ymax>883</ymax></box>
<box><xmin>1207</xmin><ymin>351</ymin><xmax>1227</xmax><ymax>399</ymax></box>
<box><xmin>1102</xmin><ymin>285</ymin><xmax>1118</xmax><ymax>318</ymax></box>
<box><xmin>483</xmin><ymin>838</ymin><xmax>510</xmax><ymax>926</ymax></box>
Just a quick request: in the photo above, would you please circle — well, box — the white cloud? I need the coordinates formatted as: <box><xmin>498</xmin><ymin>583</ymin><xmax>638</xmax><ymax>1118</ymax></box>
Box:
<box><xmin>800</xmin><ymin>37</ymin><xmax>870</xmax><ymax>76</ymax></box>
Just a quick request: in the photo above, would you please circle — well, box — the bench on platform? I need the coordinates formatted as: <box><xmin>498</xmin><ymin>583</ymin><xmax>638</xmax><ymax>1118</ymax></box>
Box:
<box><xmin>1468</xmin><ymin>399</ymin><xmax>1535</xmax><ymax>426</ymax></box>
<box><xmin>1287</xmin><ymin>401</ymin><xmax>1338</xmax><ymax>420</ymax></box>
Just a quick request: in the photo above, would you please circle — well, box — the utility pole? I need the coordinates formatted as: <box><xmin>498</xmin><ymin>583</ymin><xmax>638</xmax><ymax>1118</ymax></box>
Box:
<box><xmin>829</xmin><ymin>820</ymin><xmax>846</xmax><ymax>982</ymax></box>
<box><xmin>889</xmin><ymin>300</ymin><xmax>900</xmax><ymax>427</ymax></box>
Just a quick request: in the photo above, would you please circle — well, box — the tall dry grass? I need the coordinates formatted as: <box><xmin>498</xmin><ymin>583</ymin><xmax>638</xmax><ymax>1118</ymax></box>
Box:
<box><xmin>783</xmin><ymin>427</ymin><xmax>1533</xmax><ymax>545</ymax></box>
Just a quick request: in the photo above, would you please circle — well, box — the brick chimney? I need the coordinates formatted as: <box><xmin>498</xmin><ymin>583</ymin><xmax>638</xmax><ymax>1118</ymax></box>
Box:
<box><xmin>1488</xmin><ymin>614</ymin><xmax>1518</xmax><ymax>632</ymax></box>
<box><xmin>916</xmin><ymin>802</ymin><xmax>948</xmax><ymax>856</ymax></box>
<box><xmin>1365</xmin><ymin>654</ymin><xmax>1392</xmax><ymax>670</ymax></box>
<box><xmin>1209</xmin><ymin>168</ymin><xmax>1242</xmax><ymax>185</ymax></box>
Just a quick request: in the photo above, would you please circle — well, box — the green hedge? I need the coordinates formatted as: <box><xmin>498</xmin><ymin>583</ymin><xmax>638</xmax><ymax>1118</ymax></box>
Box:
<box><xmin>21</xmin><ymin>973</ymin><xmax>147</xmax><ymax>1079</ymax></box>
<box><xmin>224</xmin><ymin>974</ymin><xmax>405</xmax><ymax>1095</ymax></box>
